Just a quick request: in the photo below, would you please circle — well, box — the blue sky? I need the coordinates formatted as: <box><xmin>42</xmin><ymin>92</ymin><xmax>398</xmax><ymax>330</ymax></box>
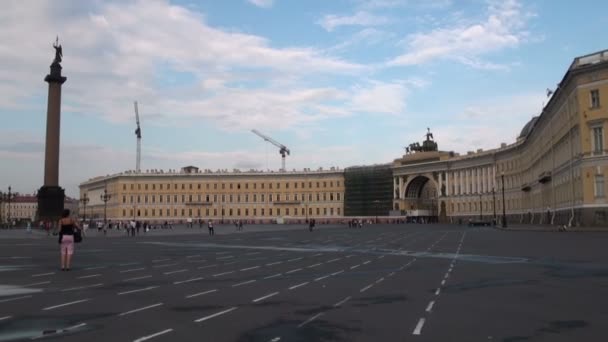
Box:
<box><xmin>1</xmin><ymin>0</ymin><xmax>607</xmax><ymax>197</ymax></box>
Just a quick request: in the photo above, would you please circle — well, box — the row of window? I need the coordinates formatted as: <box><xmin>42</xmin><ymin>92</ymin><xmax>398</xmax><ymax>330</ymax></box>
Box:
<box><xmin>121</xmin><ymin>193</ymin><xmax>342</xmax><ymax>204</ymax></box>
<box><xmin>122</xmin><ymin>180</ymin><xmax>342</xmax><ymax>192</ymax></box>
<box><xmin>121</xmin><ymin>206</ymin><xmax>342</xmax><ymax>218</ymax></box>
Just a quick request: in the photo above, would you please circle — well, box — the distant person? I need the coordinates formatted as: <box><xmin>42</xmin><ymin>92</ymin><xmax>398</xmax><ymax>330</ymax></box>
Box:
<box><xmin>238</xmin><ymin>220</ymin><xmax>243</xmax><ymax>231</ymax></box>
<box><xmin>57</xmin><ymin>209</ymin><xmax>80</xmax><ymax>271</ymax></box>
<box><xmin>208</xmin><ymin>220</ymin><xmax>215</xmax><ymax>236</ymax></box>
<box><xmin>26</xmin><ymin>221</ymin><xmax>31</xmax><ymax>234</ymax></box>
<box><xmin>136</xmin><ymin>221</ymin><xmax>141</xmax><ymax>235</ymax></box>
<box><xmin>309</xmin><ymin>219</ymin><xmax>315</xmax><ymax>232</ymax></box>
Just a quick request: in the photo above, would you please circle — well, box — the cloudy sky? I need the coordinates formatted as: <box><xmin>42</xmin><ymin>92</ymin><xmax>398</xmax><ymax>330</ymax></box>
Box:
<box><xmin>1</xmin><ymin>0</ymin><xmax>606</xmax><ymax>197</ymax></box>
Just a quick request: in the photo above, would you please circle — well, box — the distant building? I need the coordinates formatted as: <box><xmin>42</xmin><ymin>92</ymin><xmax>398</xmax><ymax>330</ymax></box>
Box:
<box><xmin>0</xmin><ymin>195</ymin><xmax>79</xmax><ymax>224</ymax></box>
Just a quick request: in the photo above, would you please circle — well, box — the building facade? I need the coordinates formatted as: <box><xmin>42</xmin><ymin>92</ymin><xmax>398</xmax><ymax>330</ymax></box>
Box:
<box><xmin>393</xmin><ymin>50</ymin><xmax>608</xmax><ymax>227</ymax></box>
<box><xmin>79</xmin><ymin>166</ymin><xmax>344</xmax><ymax>223</ymax></box>
<box><xmin>1</xmin><ymin>195</ymin><xmax>79</xmax><ymax>225</ymax></box>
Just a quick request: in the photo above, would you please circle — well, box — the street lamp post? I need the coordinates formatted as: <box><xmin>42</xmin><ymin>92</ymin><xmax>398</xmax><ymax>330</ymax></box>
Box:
<box><xmin>501</xmin><ymin>173</ymin><xmax>507</xmax><ymax>228</ymax></box>
<box><xmin>79</xmin><ymin>193</ymin><xmax>89</xmax><ymax>223</ymax></box>
<box><xmin>100</xmin><ymin>187</ymin><xmax>112</xmax><ymax>231</ymax></box>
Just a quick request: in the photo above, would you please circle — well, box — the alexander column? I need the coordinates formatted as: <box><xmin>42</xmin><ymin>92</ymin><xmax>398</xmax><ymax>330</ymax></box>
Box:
<box><xmin>37</xmin><ymin>37</ymin><xmax>66</xmax><ymax>222</ymax></box>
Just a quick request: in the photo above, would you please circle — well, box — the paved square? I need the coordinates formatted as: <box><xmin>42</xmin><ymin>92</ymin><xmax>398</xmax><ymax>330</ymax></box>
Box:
<box><xmin>1</xmin><ymin>224</ymin><xmax>607</xmax><ymax>341</ymax></box>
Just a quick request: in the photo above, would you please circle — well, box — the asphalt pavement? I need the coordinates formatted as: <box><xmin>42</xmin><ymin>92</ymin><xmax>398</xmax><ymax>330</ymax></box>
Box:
<box><xmin>1</xmin><ymin>223</ymin><xmax>607</xmax><ymax>341</ymax></box>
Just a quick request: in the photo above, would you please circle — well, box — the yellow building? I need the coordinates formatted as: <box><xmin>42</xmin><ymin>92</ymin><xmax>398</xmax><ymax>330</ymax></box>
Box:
<box><xmin>79</xmin><ymin>166</ymin><xmax>344</xmax><ymax>224</ymax></box>
<box><xmin>393</xmin><ymin>49</ymin><xmax>608</xmax><ymax>227</ymax></box>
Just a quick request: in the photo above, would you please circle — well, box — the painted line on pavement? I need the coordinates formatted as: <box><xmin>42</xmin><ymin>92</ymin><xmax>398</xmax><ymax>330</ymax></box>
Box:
<box><xmin>152</xmin><ymin>258</ymin><xmax>171</xmax><ymax>263</ymax></box>
<box><xmin>23</xmin><ymin>281</ymin><xmax>50</xmax><ymax>286</ymax></box>
<box><xmin>0</xmin><ymin>295</ymin><xmax>32</xmax><ymax>303</ymax></box>
<box><xmin>78</xmin><ymin>274</ymin><xmax>101</xmax><ymax>279</ymax></box>
<box><xmin>413</xmin><ymin>318</ymin><xmax>426</xmax><ymax>335</ymax></box>
<box><xmin>186</xmin><ymin>289</ymin><xmax>217</xmax><ymax>298</ymax></box>
<box><xmin>43</xmin><ymin>298</ymin><xmax>90</xmax><ymax>311</ymax></box>
<box><xmin>120</xmin><ymin>267</ymin><xmax>145</xmax><ymax>273</ymax></box>
<box><xmin>198</xmin><ymin>264</ymin><xmax>218</xmax><ymax>270</ymax></box>
<box><xmin>298</xmin><ymin>312</ymin><xmax>324</xmax><ymax>328</ymax></box>
<box><xmin>435</xmin><ymin>288</ymin><xmax>441</xmax><ymax>295</ymax></box>
<box><xmin>252</xmin><ymin>292</ymin><xmax>279</xmax><ymax>303</ymax></box>
<box><xmin>133</xmin><ymin>328</ymin><xmax>173</xmax><ymax>342</ymax></box>
<box><xmin>288</xmin><ymin>281</ymin><xmax>309</xmax><ymax>290</ymax></box>
<box><xmin>334</xmin><ymin>296</ymin><xmax>351</xmax><ymax>307</ymax></box>
<box><xmin>0</xmin><ymin>316</ymin><xmax>12</xmax><ymax>321</ymax></box>
<box><xmin>164</xmin><ymin>269</ymin><xmax>188</xmax><ymax>275</ymax></box>
<box><xmin>153</xmin><ymin>263</ymin><xmax>178</xmax><ymax>268</ymax></box>
<box><xmin>83</xmin><ymin>266</ymin><xmax>106</xmax><ymax>271</ymax></box>
<box><xmin>173</xmin><ymin>277</ymin><xmax>204</xmax><ymax>285</ymax></box>
<box><xmin>331</xmin><ymin>270</ymin><xmax>344</xmax><ymax>276</ymax></box>
<box><xmin>232</xmin><ymin>279</ymin><xmax>257</xmax><ymax>287</ymax></box>
<box><xmin>213</xmin><ymin>271</ymin><xmax>234</xmax><ymax>277</ymax></box>
<box><xmin>194</xmin><ymin>307</ymin><xmax>238</xmax><ymax>323</ymax></box>
<box><xmin>62</xmin><ymin>283</ymin><xmax>103</xmax><ymax>292</ymax></box>
<box><xmin>307</xmin><ymin>263</ymin><xmax>322</xmax><ymax>268</ymax></box>
<box><xmin>350</xmin><ymin>264</ymin><xmax>360</xmax><ymax>270</ymax></box>
<box><xmin>240</xmin><ymin>266</ymin><xmax>260</xmax><ymax>271</ymax></box>
<box><xmin>266</xmin><ymin>261</ymin><xmax>282</xmax><ymax>266</ymax></box>
<box><xmin>360</xmin><ymin>284</ymin><xmax>374</xmax><ymax>293</ymax></box>
<box><xmin>118</xmin><ymin>262</ymin><xmax>139</xmax><ymax>267</ymax></box>
<box><xmin>264</xmin><ymin>273</ymin><xmax>282</xmax><ymax>279</ymax></box>
<box><xmin>286</xmin><ymin>268</ymin><xmax>302</xmax><ymax>274</ymax></box>
<box><xmin>123</xmin><ymin>275</ymin><xmax>152</xmax><ymax>282</ymax></box>
<box><xmin>119</xmin><ymin>303</ymin><xmax>163</xmax><ymax>316</ymax></box>
<box><xmin>287</xmin><ymin>257</ymin><xmax>303</xmax><ymax>262</ymax></box>
<box><xmin>31</xmin><ymin>272</ymin><xmax>54</xmax><ymax>277</ymax></box>
<box><xmin>426</xmin><ymin>300</ymin><xmax>435</xmax><ymax>312</ymax></box>
<box><xmin>326</xmin><ymin>258</ymin><xmax>342</xmax><ymax>263</ymax></box>
<box><xmin>217</xmin><ymin>255</ymin><xmax>234</xmax><ymax>260</ymax></box>
<box><xmin>118</xmin><ymin>286</ymin><xmax>159</xmax><ymax>295</ymax></box>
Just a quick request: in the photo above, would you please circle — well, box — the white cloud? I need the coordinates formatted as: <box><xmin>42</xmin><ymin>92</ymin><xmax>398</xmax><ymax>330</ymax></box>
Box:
<box><xmin>247</xmin><ymin>0</ymin><xmax>274</xmax><ymax>8</ymax></box>
<box><xmin>318</xmin><ymin>11</ymin><xmax>390</xmax><ymax>32</ymax></box>
<box><xmin>350</xmin><ymin>81</ymin><xmax>409</xmax><ymax>115</ymax></box>
<box><xmin>389</xmin><ymin>0</ymin><xmax>533</xmax><ymax>69</ymax></box>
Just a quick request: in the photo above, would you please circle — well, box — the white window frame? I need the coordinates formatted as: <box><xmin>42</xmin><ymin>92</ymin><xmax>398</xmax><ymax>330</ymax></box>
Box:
<box><xmin>595</xmin><ymin>174</ymin><xmax>605</xmax><ymax>198</ymax></box>
<box><xmin>592</xmin><ymin>125</ymin><xmax>604</xmax><ymax>154</ymax></box>
<box><xmin>590</xmin><ymin>89</ymin><xmax>600</xmax><ymax>109</ymax></box>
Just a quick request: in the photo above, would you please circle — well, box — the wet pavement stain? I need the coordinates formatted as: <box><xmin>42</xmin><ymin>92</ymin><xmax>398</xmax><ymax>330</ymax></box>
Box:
<box><xmin>502</xmin><ymin>320</ymin><xmax>588</xmax><ymax>342</ymax></box>
<box><xmin>0</xmin><ymin>313</ymin><xmax>113</xmax><ymax>341</ymax></box>
<box><xmin>352</xmin><ymin>294</ymin><xmax>408</xmax><ymax>307</ymax></box>
<box><xmin>236</xmin><ymin>318</ymin><xmax>360</xmax><ymax>342</ymax></box>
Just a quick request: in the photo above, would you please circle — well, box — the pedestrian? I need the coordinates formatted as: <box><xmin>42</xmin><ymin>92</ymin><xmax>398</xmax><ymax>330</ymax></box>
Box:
<box><xmin>238</xmin><ymin>220</ymin><xmax>243</xmax><ymax>231</ymax></box>
<box><xmin>26</xmin><ymin>221</ymin><xmax>31</xmax><ymax>234</ymax></box>
<box><xmin>136</xmin><ymin>221</ymin><xmax>141</xmax><ymax>235</ymax></box>
<box><xmin>309</xmin><ymin>219</ymin><xmax>315</xmax><ymax>232</ymax></box>
<box><xmin>208</xmin><ymin>220</ymin><xmax>214</xmax><ymax>236</ymax></box>
<box><xmin>57</xmin><ymin>209</ymin><xmax>80</xmax><ymax>271</ymax></box>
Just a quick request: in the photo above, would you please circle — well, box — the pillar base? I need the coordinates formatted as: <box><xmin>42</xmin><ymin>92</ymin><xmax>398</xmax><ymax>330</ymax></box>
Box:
<box><xmin>37</xmin><ymin>186</ymin><xmax>65</xmax><ymax>221</ymax></box>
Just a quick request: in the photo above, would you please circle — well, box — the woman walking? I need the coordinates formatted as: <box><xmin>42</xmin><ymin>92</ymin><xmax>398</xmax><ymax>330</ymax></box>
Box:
<box><xmin>58</xmin><ymin>209</ymin><xmax>80</xmax><ymax>271</ymax></box>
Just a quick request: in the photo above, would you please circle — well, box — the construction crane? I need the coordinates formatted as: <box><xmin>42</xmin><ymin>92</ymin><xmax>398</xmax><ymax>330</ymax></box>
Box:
<box><xmin>251</xmin><ymin>129</ymin><xmax>290</xmax><ymax>172</ymax></box>
<box><xmin>134</xmin><ymin>101</ymin><xmax>142</xmax><ymax>173</ymax></box>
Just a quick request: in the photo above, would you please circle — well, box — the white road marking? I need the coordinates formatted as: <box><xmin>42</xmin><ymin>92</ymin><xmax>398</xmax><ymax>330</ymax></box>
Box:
<box><xmin>173</xmin><ymin>277</ymin><xmax>204</xmax><ymax>285</ymax></box>
<box><xmin>186</xmin><ymin>289</ymin><xmax>218</xmax><ymax>298</ymax></box>
<box><xmin>164</xmin><ymin>269</ymin><xmax>188</xmax><ymax>275</ymax></box>
<box><xmin>333</xmin><ymin>296</ymin><xmax>351</xmax><ymax>307</ymax></box>
<box><xmin>194</xmin><ymin>307</ymin><xmax>238</xmax><ymax>323</ymax></box>
<box><xmin>118</xmin><ymin>286</ymin><xmax>159</xmax><ymax>295</ymax></box>
<box><xmin>224</xmin><ymin>261</ymin><xmax>238</xmax><ymax>266</ymax></box>
<box><xmin>246</xmin><ymin>252</ymin><xmax>261</xmax><ymax>256</ymax></box>
<box><xmin>216</xmin><ymin>251</ymin><xmax>231</xmax><ymax>255</ymax></box>
<box><xmin>266</xmin><ymin>261</ymin><xmax>283</xmax><ymax>266</ymax></box>
<box><xmin>388</xmin><ymin>272</ymin><xmax>396</xmax><ymax>277</ymax></box>
<box><xmin>232</xmin><ymin>279</ymin><xmax>257</xmax><ymax>287</ymax></box>
<box><xmin>286</xmin><ymin>268</ymin><xmax>302</xmax><ymax>274</ymax></box>
<box><xmin>240</xmin><ymin>266</ymin><xmax>260</xmax><ymax>271</ymax></box>
<box><xmin>252</xmin><ymin>292</ymin><xmax>279</xmax><ymax>303</ymax></box>
<box><xmin>0</xmin><ymin>316</ymin><xmax>12</xmax><ymax>321</ymax></box>
<box><xmin>119</xmin><ymin>303</ymin><xmax>163</xmax><ymax>316</ymax></box>
<box><xmin>186</xmin><ymin>254</ymin><xmax>201</xmax><ymax>258</ymax></box>
<box><xmin>441</xmin><ymin>279</ymin><xmax>446</xmax><ymax>286</ymax></box>
<box><xmin>288</xmin><ymin>281</ymin><xmax>309</xmax><ymax>290</ymax></box>
<box><xmin>43</xmin><ymin>298</ymin><xmax>90</xmax><ymax>311</ymax></box>
<box><xmin>362</xmin><ymin>260</ymin><xmax>371</xmax><ymax>265</ymax></box>
<box><xmin>345</xmin><ymin>254</ymin><xmax>356</xmax><ymax>258</ymax></box>
<box><xmin>377</xmin><ymin>255</ymin><xmax>385</xmax><ymax>259</ymax></box>
<box><xmin>83</xmin><ymin>266</ymin><xmax>106</xmax><ymax>271</ymax></box>
<box><xmin>307</xmin><ymin>263</ymin><xmax>322</xmax><ymax>268</ymax></box>
<box><xmin>153</xmin><ymin>263</ymin><xmax>178</xmax><ymax>268</ymax></box>
<box><xmin>444</xmin><ymin>273</ymin><xmax>449</xmax><ymax>279</ymax></box>
<box><xmin>77</xmin><ymin>274</ymin><xmax>101</xmax><ymax>279</ymax></box>
<box><xmin>269</xmin><ymin>337</ymin><xmax>281</xmax><ymax>342</ymax></box>
<box><xmin>217</xmin><ymin>255</ymin><xmax>234</xmax><ymax>260</ymax></box>
<box><xmin>412</xmin><ymin>318</ymin><xmax>426</xmax><ymax>335</ymax></box>
<box><xmin>314</xmin><ymin>274</ymin><xmax>331</xmax><ymax>282</ymax></box>
<box><xmin>120</xmin><ymin>267</ymin><xmax>145</xmax><ymax>273</ymax></box>
<box><xmin>298</xmin><ymin>312</ymin><xmax>324</xmax><ymax>328</ymax></box>
<box><xmin>213</xmin><ymin>271</ymin><xmax>234</xmax><ymax>277</ymax></box>
<box><xmin>133</xmin><ymin>328</ymin><xmax>173</xmax><ymax>342</ymax></box>
<box><xmin>62</xmin><ymin>283</ymin><xmax>103</xmax><ymax>292</ymax></box>
<box><xmin>426</xmin><ymin>300</ymin><xmax>435</xmax><ymax>312</ymax></box>
<box><xmin>435</xmin><ymin>288</ymin><xmax>441</xmax><ymax>295</ymax></box>
<box><xmin>31</xmin><ymin>272</ymin><xmax>54</xmax><ymax>277</ymax></box>
<box><xmin>311</xmin><ymin>253</ymin><xmax>323</xmax><ymax>257</ymax></box>
<box><xmin>350</xmin><ymin>264</ymin><xmax>360</xmax><ymax>270</ymax></box>
<box><xmin>119</xmin><ymin>262</ymin><xmax>139</xmax><ymax>267</ymax></box>
<box><xmin>326</xmin><ymin>258</ymin><xmax>341</xmax><ymax>263</ymax></box>
<box><xmin>376</xmin><ymin>277</ymin><xmax>384</xmax><ymax>284</ymax></box>
<box><xmin>23</xmin><ymin>281</ymin><xmax>50</xmax><ymax>286</ymax></box>
<box><xmin>331</xmin><ymin>270</ymin><xmax>344</xmax><ymax>276</ymax></box>
<box><xmin>0</xmin><ymin>295</ymin><xmax>32</xmax><ymax>303</ymax></box>
<box><xmin>123</xmin><ymin>275</ymin><xmax>152</xmax><ymax>282</ymax></box>
<box><xmin>264</xmin><ymin>273</ymin><xmax>282</xmax><ymax>279</ymax></box>
<box><xmin>198</xmin><ymin>264</ymin><xmax>218</xmax><ymax>269</ymax></box>
<box><xmin>152</xmin><ymin>258</ymin><xmax>171</xmax><ymax>263</ymax></box>
<box><xmin>287</xmin><ymin>257</ymin><xmax>303</xmax><ymax>262</ymax></box>
<box><xmin>360</xmin><ymin>284</ymin><xmax>374</xmax><ymax>293</ymax></box>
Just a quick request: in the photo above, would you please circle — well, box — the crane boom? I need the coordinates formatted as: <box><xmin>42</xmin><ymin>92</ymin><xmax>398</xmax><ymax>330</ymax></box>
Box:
<box><xmin>134</xmin><ymin>101</ymin><xmax>141</xmax><ymax>172</ymax></box>
<box><xmin>251</xmin><ymin>129</ymin><xmax>290</xmax><ymax>171</ymax></box>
